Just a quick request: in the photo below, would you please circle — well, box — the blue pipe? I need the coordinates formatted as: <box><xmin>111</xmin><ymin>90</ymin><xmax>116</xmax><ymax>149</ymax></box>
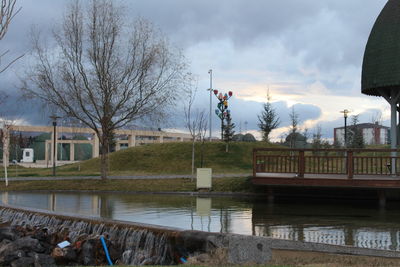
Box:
<box><xmin>100</xmin><ymin>236</ymin><xmax>113</xmax><ymax>266</ymax></box>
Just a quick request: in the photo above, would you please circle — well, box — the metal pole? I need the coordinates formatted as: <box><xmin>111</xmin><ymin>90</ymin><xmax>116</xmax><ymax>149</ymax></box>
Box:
<box><xmin>344</xmin><ymin>115</ymin><xmax>347</xmax><ymax>147</ymax></box>
<box><xmin>390</xmin><ymin>99</ymin><xmax>397</xmax><ymax>175</ymax></box>
<box><xmin>221</xmin><ymin>117</ymin><xmax>224</xmax><ymax>140</ymax></box>
<box><xmin>52</xmin><ymin>121</ymin><xmax>56</xmax><ymax>176</ymax></box>
<box><xmin>208</xmin><ymin>69</ymin><xmax>212</xmax><ymax>141</ymax></box>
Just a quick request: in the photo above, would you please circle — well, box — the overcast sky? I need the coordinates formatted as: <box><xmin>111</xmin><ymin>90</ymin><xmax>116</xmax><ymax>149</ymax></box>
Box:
<box><xmin>0</xmin><ymin>0</ymin><xmax>389</xmax><ymax>140</ymax></box>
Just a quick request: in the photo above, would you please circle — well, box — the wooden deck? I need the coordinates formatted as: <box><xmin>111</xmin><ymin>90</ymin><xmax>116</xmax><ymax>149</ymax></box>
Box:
<box><xmin>252</xmin><ymin>148</ymin><xmax>400</xmax><ymax>190</ymax></box>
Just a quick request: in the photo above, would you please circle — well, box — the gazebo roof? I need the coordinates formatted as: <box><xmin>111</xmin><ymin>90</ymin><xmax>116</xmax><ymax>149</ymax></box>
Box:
<box><xmin>362</xmin><ymin>0</ymin><xmax>400</xmax><ymax>97</ymax></box>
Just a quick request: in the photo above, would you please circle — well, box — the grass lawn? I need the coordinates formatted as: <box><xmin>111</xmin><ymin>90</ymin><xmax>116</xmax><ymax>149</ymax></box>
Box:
<box><xmin>0</xmin><ymin>177</ymin><xmax>256</xmax><ymax>193</ymax></box>
<box><xmin>1</xmin><ymin>142</ymin><xmax>278</xmax><ymax>178</ymax></box>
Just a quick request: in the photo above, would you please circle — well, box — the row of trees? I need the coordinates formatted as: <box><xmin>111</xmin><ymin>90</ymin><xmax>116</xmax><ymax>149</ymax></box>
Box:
<box><xmin>257</xmin><ymin>93</ymin><xmax>366</xmax><ymax>149</ymax></box>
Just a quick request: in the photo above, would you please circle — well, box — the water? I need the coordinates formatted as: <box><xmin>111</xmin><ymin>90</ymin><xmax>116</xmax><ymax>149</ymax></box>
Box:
<box><xmin>1</xmin><ymin>191</ymin><xmax>400</xmax><ymax>251</ymax></box>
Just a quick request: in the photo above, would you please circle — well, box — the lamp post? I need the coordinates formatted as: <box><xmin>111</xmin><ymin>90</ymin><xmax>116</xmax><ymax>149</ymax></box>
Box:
<box><xmin>213</xmin><ymin>90</ymin><xmax>233</xmax><ymax>140</ymax></box>
<box><xmin>340</xmin><ymin>109</ymin><xmax>350</xmax><ymax>147</ymax></box>
<box><xmin>207</xmin><ymin>69</ymin><xmax>213</xmax><ymax>141</ymax></box>
<box><xmin>50</xmin><ymin>115</ymin><xmax>60</xmax><ymax>176</ymax></box>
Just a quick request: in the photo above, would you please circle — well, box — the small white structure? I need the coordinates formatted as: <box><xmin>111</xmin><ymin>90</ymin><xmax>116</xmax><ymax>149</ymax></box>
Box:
<box><xmin>21</xmin><ymin>148</ymin><xmax>34</xmax><ymax>163</ymax></box>
<box><xmin>196</xmin><ymin>168</ymin><xmax>212</xmax><ymax>189</ymax></box>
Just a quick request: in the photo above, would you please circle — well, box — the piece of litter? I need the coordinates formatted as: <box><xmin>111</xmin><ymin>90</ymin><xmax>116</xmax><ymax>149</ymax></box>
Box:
<box><xmin>57</xmin><ymin>240</ymin><xmax>71</xmax><ymax>248</ymax></box>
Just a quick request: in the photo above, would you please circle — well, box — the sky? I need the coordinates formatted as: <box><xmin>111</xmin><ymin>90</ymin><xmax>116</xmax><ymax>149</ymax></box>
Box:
<box><xmin>0</xmin><ymin>0</ymin><xmax>390</xmax><ymax>141</ymax></box>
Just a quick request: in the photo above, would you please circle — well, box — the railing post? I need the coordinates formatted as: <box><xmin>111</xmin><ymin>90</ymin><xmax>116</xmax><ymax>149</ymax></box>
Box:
<box><xmin>298</xmin><ymin>150</ymin><xmax>305</xmax><ymax>178</ymax></box>
<box><xmin>253</xmin><ymin>149</ymin><xmax>256</xmax><ymax>177</ymax></box>
<box><xmin>347</xmin><ymin>150</ymin><xmax>353</xmax><ymax>179</ymax></box>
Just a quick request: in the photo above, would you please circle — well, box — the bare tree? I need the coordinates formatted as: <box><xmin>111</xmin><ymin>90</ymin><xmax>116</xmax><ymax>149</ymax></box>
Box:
<box><xmin>0</xmin><ymin>0</ymin><xmax>22</xmax><ymax>73</ymax></box>
<box><xmin>371</xmin><ymin>110</ymin><xmax>383</xmax><ymax>125</ymax></box>
<box><xmin>184</xmin><ymin>86</ymin><xmax>207</xmax><ymax>178</ymax></box>
<box><xmin>288</xmin><ymin>106</ymin><xmax>299</xmax><ymax>148</ymax></box>
<box><xmin>22</xmin><ymin>0</ymin><xmax>187</xmax><ymax>179</ymax></box>
<box><xmin>1</xmin><ymin>121</ymin><xmax>11</xmax><ymax>186</ymax></box>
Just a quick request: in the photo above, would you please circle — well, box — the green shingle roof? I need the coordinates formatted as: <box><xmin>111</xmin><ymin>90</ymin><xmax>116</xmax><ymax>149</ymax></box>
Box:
<box><xmin>362</xmin><ymin>0</ymin><xmax>400</xmax><ymax>96</ymax></box>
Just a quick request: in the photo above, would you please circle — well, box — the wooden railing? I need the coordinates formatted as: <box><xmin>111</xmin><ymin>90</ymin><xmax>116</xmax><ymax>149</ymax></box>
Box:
<box><xmin>253</xmin><ymin>148</ymin><xmax>400</xmax><ymax>179</ymax></box>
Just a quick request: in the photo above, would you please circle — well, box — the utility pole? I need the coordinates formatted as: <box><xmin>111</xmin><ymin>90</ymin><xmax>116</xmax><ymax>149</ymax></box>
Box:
<box><xmin>50</xmin><ymin>115</ymin><xmax>60</xmax><ymax>176</ymax></box>
<box><xmin>208</xmin><ymin>69</ymin><xmax>213</xmax><ymax>141</ymax></box>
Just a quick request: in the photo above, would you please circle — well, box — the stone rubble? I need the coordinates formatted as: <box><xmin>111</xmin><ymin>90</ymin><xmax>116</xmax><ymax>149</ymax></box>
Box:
<box><xmin>0</xmin><ymin>222</ymin><xmax>123</xmax><ymax>267</ymax></box>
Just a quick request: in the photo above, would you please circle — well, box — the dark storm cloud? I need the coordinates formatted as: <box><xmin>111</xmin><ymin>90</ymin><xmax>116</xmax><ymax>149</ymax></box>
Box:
<box><xmin>130</xmin><ymin>0</ymin><xmax>386</xmax><ymax>68</ymax></box>
<box><xmin>0</xmin><ymin>0</ymin><xmax>389</xmax><ymax>127</ymax></box>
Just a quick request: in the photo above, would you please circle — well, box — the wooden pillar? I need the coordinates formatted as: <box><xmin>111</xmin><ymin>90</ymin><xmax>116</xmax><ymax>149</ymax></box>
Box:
<box><xmin>70</xmin><ymin>143</ymin><xmax>75</xmax><ymax>161</ymax></box>
<box><xmin>381</xmin><ymin>89</ymin><xmax>400</xmax><ymax>176</ymax></box>
<box><xmin>347</xmin><ymin>151</ymin><xmax>354</xmax><ymax>179</ymax></box>
<box><xmin>298</xmin><ymin>150</ymin><xmax>305</xmax><ymax>178</ymax></box>
<box><xmin>391</xmin><ymin>98</ymin><xmax>397</xmax><ymax>175</ymax></box>
<box><xmin>92</xmin><ymin>134</ymin><xmax>99</xmax><ymax>158</ymax></box>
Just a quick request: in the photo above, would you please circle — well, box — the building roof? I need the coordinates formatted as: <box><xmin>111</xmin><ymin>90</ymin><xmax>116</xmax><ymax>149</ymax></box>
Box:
<box><xmin>362</xmin><ymin>0</ymin><xmax>400</xmax><ymax>97</ymax></box>
<box><xmin>335</xmin><ymin>123</ymin><xmax>389</xmax><ymax>130</ymax></box>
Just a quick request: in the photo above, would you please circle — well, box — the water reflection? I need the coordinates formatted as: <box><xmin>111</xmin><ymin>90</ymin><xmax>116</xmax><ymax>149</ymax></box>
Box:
<box><xmin>1</xmin><ymin>192</ymin><xmax>400</xmax><ymax>251</ymax></box>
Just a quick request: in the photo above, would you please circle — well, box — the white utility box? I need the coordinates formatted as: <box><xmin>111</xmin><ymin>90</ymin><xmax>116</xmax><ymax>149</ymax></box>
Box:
<box><xmin>21</xmin><ymin>148</ymin><xmax>34</xmax><ymax>163</ymax></box>
<box><xmin>196</xmin><ymin>168</ymin><xmax>212</xmax><ymax>189</ymax></box>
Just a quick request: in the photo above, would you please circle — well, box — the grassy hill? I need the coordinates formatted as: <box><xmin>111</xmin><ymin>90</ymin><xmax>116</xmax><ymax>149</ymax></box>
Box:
<box><xmin>58</xmin><ymin>141</ymin><xmax>279</xmax><ymax>176</ymax></box>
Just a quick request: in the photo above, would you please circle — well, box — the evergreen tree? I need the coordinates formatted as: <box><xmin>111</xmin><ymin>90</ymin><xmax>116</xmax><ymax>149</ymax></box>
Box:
<box><xmin>347</xmin><ymin>115</ymin><xmax>365</xmax><ymax>148</ymax></box>
<box><xmin>223</xmin><ymin>113</ymin><xmax>235</xmax><ymax>152</ymax></box>
<box><xmin>223</xmin><ymin>113</ymin><xmax>235</xmax><ymax>143</ymax></box>
<box><xmin>258</xmin><ymin>93</ymin><xmax>280</xmax><ymax>142</ymax></box>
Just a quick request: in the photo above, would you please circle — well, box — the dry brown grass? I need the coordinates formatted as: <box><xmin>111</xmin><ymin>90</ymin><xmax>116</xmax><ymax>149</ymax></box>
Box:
<box><xmin>269</xmin><ymin>249</ymin><xmax>400</xmax><ymax>267</ymax></box>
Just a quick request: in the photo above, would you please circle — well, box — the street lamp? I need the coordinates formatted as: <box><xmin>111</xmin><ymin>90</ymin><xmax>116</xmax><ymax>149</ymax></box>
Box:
<box><xmin>49</xmin><ymin>115</ymin><xmax>61</xmax><ymax>176</ymax></box>
<box><xmin>207</xmin><ymin>69</ymin><xmax>213</xmax><ymax>141</ymax></box>
<box><xmin>340</xmin><ymin>109</ymin><xmax>350</xmax><ymax>147</ymax></box>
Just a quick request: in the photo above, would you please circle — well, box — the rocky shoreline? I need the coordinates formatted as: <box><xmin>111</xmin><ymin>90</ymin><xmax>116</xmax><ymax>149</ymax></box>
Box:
<box><xmin>0</xmin><ymin>222</ymin><xmax>120</xmax><ymax>266</ymax></box>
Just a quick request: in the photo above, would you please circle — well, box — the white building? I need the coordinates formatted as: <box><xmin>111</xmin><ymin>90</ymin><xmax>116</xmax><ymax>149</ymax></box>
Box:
<box><xmin>334</xmin><ymin>123</ymin><xmax>389</xmax><ymax>146</ymax></box>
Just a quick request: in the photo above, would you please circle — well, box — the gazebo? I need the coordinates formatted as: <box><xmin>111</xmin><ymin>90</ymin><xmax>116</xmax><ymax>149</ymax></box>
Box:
<box><xmin>362</xmin><ymin>0</ymin><xmax>400</xmax><ymax>173</ymax></box>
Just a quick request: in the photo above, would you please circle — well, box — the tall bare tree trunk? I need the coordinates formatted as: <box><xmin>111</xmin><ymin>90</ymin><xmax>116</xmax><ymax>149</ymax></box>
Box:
<box><xmin>191</xmin><ymin>139</ymin><xmax>195</xmax><ymax>181</ymax></box>
<box><xmin>2</xmin><ymin>126</ymin><xmax>9</xmax><ymax>186</ymax></box>
<box><xmin>100</xmin><ymin>134</ymin><xmax>109</xmax><ymax>179</ymax></box>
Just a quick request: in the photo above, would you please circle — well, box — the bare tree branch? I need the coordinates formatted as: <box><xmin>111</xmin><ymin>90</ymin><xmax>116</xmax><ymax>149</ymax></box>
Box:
<box><xmin>0</xmin><ymin>0</ymin><xmax>22</xmax><ymax>73</ymax></box>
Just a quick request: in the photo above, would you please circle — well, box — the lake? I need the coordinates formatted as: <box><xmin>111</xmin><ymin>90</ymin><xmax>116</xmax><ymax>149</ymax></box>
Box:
<box><xmin>1</xmin><ymin>191</ymin><xmax>399</xmax><ymax>251</ymax></box>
